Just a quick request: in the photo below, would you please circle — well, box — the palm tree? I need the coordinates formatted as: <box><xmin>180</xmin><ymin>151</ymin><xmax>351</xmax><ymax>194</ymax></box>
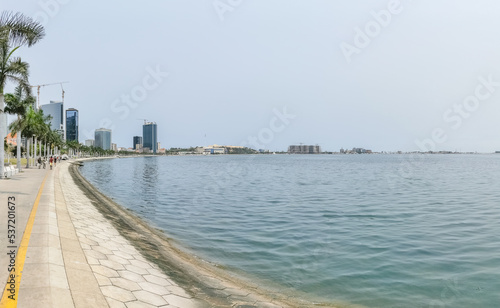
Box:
<box><xmin>9</xmin><ymin>106</ymin><xmax>51</xmax><ymax>167</ymax></box>
<box><xmin>1</xmin><ymin>11</ymin><xmax>44</xmax><ymax>174</ymax></box>
<box><xmin>4</xmin><ymin>85</ymin><xmax>35</xmax><ymax>170</ymax></box>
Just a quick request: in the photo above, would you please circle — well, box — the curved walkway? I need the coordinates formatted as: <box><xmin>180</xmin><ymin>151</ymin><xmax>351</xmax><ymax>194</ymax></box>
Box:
<box><xmin>0</xmin><ymin>162</ymin><xmax>207</xmax><ymax>307</ymax></box>
<box><xmin>0</xmin><ymin>161</ymin><xmax>296</xmax><ymax>307</ymax></box>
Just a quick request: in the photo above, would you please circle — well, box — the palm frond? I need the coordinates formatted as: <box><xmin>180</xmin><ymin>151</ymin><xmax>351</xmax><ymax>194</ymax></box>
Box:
<box><xmin>0</xmin><ymin>11</ymin><xmax>45</xmax><ymax>47</ymax></box>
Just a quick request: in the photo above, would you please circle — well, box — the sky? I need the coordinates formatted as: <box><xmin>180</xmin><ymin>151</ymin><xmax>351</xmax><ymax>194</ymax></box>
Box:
<box><xmin>2</xmin><ymin>0</ymin><xmax>500</xmax><ymax>152</ymax></box>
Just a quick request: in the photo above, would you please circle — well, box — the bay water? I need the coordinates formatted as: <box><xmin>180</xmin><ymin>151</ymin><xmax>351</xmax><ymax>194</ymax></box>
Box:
<box><xmin>80</xmin><ymin>154</ymin><xmax>500</xmax><ymax>307</ymax></box>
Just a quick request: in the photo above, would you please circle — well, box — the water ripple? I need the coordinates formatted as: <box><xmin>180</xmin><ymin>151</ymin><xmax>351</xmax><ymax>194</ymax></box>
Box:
<box><xmin>81</xmin><ymin>154</ymin><xmax>500</xmax><ymax>307</ymax></box>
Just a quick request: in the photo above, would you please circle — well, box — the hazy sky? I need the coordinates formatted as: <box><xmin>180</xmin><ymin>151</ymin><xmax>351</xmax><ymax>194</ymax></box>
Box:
<box><xmin>2</xmin><ymin>0</ymin><xmax>500</xmax><ymax>152</ymax></box>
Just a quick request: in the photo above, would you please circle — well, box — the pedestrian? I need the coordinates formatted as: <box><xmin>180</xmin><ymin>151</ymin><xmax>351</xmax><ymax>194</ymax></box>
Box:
<box><xmin>49</xmin><ymin>156</ymin><xmax>53</xmax><ymax>170</ymax></box>
<box><xmin>37</xmin><ymin>156</ymin><xmax>42</xmax><ymax>169</ymax></box>
<box><xmin>53</xmin><ymin>156</ymin><xmax>57</xmax><ymax>168</ymax></box>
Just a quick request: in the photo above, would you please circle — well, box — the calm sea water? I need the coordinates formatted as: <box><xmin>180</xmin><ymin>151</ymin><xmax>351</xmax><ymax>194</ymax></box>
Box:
<box><xmin>80</xmin><ymin>155</ymin><xmax>500</xmax><ymax>307</ymax></box>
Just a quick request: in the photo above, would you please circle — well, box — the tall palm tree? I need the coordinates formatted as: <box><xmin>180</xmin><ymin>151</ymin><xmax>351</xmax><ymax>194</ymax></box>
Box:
<box><xmin>47</xmin><ymin>129</ymin><xmax>63</xmax><ymax>156</ymax></box>
<box><xmin>9</xmin><ymin>106</ymin><xmax>51</xmax><ymax>167</ymax></box>
<box><xmin>4</xmin><ymin>85</ymin><xmax>35</xmax><ymax>170</ymax></box>
<box><xmin>0</xmin><ymin>11</ymin><xmax>44</xmax><ymax>175</ymax></box>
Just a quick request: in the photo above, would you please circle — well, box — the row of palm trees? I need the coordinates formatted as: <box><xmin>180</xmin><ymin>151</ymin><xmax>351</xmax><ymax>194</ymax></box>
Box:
<box><xmin>65</xmin><ymin>139</ymin><xmax>116</xmax><ymax>157</ymax></box>
<box><xmin>1</xmin><ymin>11</ymin><xmax>116</xmax><ymax>174</ymax></box>
<box><xmin>1</xmin><ymin>11</ymin><xmax>45</xmax><ymax>173</ymax></box>
<box><xmin>5</xmin><ymin>84</ymin><xmax>65</xmax><ymax>169</ymax></box>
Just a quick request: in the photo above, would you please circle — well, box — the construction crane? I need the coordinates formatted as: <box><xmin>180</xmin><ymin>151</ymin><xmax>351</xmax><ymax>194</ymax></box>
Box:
<box><xmin>136</xmin><ymin>119</ymin><xmax>149</xmax><ymax>125</ymax></box>
<box><xmin>30</xmin><ymin>81</ymin><xmax>69</xmax><ymax>108</ymax></box>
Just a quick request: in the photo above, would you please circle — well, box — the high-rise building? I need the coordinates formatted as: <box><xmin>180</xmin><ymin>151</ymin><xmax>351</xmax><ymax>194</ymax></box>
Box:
<box><xmin>133</xmin><ymin>136</ymin><xmax>142</xmax><ymax>150</ymax></box>
<box><xmin>143</xmin><ymin>122</ymin><xmax>157</xmax><ymax>154</ymax></box>
<box><xmin>94</xmin><ymin>128</ymin><xmax>112</xmax><ymax>150</ymax></box>
<box><xmin>85</xmin><ymin>139</ymin><xmax>94</xmax><ymax>147</ymax></box>
<box><xmin>41</xmin><ymin>101</ymin><xmax>64</xmax><ymax>137</ymax></box>
<box><xmin>65</xmin><ymin>108</ymin><xmax>79</xmax><ymax>142</ymax></box>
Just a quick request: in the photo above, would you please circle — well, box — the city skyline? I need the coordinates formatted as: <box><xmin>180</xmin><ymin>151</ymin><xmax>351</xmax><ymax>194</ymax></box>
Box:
<box><xmin>3</xmin><ymin>1</ymin><xmax>500</xmax><ymax>152</ymax></box>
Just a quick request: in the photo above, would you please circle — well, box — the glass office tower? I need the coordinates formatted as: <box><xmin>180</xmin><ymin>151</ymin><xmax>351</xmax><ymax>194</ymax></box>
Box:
<box><xmin>95</xmin><ymin>128</ymin><xmax>112</xmax><ymax>150</ymax></box>
<box><xmin>133</xmin><ymin>136</ymin><xmax>143</xmax><ymax>150</ymax></box>
<box><xmin>142</xmin><ymin>122</ymin><xmax>157</xmax><ymax>153</ymax></box>
<box><xmin>66</xmin><ymin>108</ymin><xmax>79</xmax><ymax>142</ymax></box>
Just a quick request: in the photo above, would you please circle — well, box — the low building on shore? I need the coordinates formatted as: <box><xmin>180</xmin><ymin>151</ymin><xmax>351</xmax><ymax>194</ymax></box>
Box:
<box><xmin>203</xmin><ymin>145</ymin><xmax>227</xmax><ymax>154</ymax></box>
<box><xmin>288</xmin><ymin>145</ymin><xmax>321</xmax><ymax>154</ymax></box>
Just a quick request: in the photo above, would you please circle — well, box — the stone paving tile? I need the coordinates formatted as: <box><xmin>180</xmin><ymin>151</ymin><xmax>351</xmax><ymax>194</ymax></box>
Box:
<box><xmin>146</xmin><ymin>267</ymin><xmax>169</xmax><ymax>278</ymax></box>
<box><xmin>144</xmin><ymin>274</ymin><xmax>172</xmax><ymax>286</ymax></box>
<box><xmin>101</xmin><ymin>285</ymin><xmax>137</xmax><ymax>302</ymax></box>
<box><xmin>106</xmin><ymin>297</ymin><xmax>127</xmax><ymax>308</ymax></box>
<box><xmin>85</xmin><ymin>255</ymin><xmax>100</xmax><ymax>265</ymax></box>
<box><xmin>95</xmin><ymin>273</ymin><xmax>112</xmax><ymax>286</ymax></box>
<box><xmin>100</xmin><ymin>259</ymin><xmax>127</xmax><ymax>271</ymax></box>
<box><xmin>133</xmin><ymin>290</ymin><xmax>169</xmax><ymax>306</ymax></box>
<box><xmin>164</xmin><ymin>294</ymin><xmax>200</xmax><ymax>307</ymax></box>
<box><xmin>92</xmin><ymin>245</ymin><xmax>114</xmax><ymax>255</ymax></box>
<box><xmin>118</xmin><ymin>270</ymin><xmax>146</xmax><ymax>283</ymax></box>
<box><xmin>114</xmin><ymin>250</ymin><xmax>134</xmax><ymax>260</ymax></box>
<box><xmin>125</xmin><ymin>264</ymin><xmax>149</xmax><ymax>275</ymax></box>
<box><xmin>108</xmin><ymin>254</ymin><xmax>131</xmax><ymax>265</ymax></box>
<box><xmin>138</xmin><ymin>281</ymin><xmax>171</xmax><ymax>296</ymax></box>
<box><xmin>166</xmin><ymin>285</ymin><xmax>193</xmax><ymax>298</ymax></box>
<box><xmin>126</xmin><ymin>301</ymin><xmax>157</xmax><ymax>308</ymax></box>
<box><xmin>91</xmin><ymin>264</ymin><xmax>120</xmax><ymax>278</ymax></box>
<box><xmin>129</xmin><ymin>259</ymin><xmax>153</xmax><ymax>269</ymax></box>
<box><xmin>83</xmin><ymin>249</ymin><xmax>107</xmax><ymax>260</ymax></box>
<box><xmin>110</xmin><ymin>277</ymin><xmax>142</xmax><ymax>291</ymax></box>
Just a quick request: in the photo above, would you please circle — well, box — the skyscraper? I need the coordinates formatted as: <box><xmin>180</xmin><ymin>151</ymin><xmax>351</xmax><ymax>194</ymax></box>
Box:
<box><xmin>133</xmin><ymin>136</ymin><xmax>143</xmax><ymax>150</ymax></box>
<box><xmin>41</xmin><ymin>101</ymin><xmax>64</xmax><ymax>137</ymax></box>
<box><xmin>94</xmin><ymin>128</ymin><xmax>112</xmax><ymax>150</ymax></box>
<box><xmin>65</xmin><ymin>108</ymin><xmax>79</xmax><ymax>142</ymax></box>
<box><xmin>142</xmin><ymin>122</ymin><xmax>157</xmax><ymax>153</ymax></box>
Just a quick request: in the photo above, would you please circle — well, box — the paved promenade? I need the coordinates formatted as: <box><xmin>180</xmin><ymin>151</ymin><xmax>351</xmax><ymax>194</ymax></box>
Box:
<box><xmin>0</xmin><ymin>162</ymin><xmax>208</xmax><ymax>307</ymax></box>
<box><xmin>0</xmin><ymin>161</ymin><xmax>299</xmax><ymax>308</ymax></box>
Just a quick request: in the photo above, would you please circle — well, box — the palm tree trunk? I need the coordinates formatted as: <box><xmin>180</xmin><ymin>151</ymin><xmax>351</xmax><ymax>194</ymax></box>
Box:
<box><xmin>0</xmin><ymin>93</ymin><xmax>5</xmax><ymax>176</ymax></box>
<box><xmin>26</xmin><ymin>138</ymin><xmax>30</xmax><ymax>168</ymax></box>
<box><xmin>16</xmin><ymin>129</ymin><xmax>21</xmax><ymax>172</ymax></box>
<box><xmin>34</xmin><ymin>137</ymin><xmax>37</xmax><ymax>167</ymax></box>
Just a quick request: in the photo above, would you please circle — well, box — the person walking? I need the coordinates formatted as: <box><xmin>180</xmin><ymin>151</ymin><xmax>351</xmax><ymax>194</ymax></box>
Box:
<box><xmin>49</xmin><ymin>156</ymin><xmax>53</xmax><ymax>170</ymax></box>
<box><xmin>37</xmin><ymin>156</ymin><xmax>42</xmax><ymax>169</ymax></box>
